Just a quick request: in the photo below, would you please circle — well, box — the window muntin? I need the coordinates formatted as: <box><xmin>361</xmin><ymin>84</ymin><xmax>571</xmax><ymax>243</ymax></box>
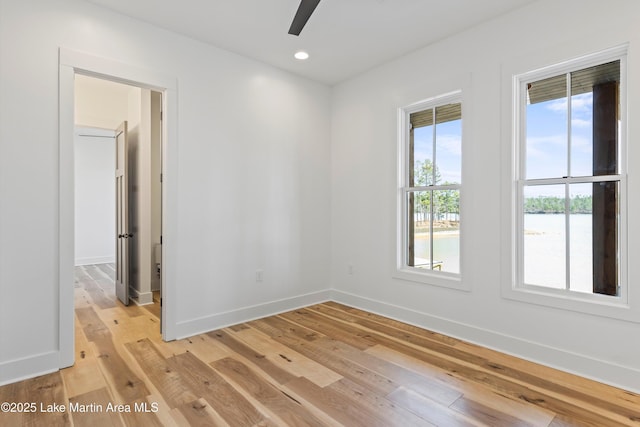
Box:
<box><xmin>402</xmin><ymin>96</ymin><xmax>462</xmax><ymax>277</ymax></box>
<box><xmin>517</xmin><ymin>57</ymin><xmax>624</xmax><ymax>298</ymax></box>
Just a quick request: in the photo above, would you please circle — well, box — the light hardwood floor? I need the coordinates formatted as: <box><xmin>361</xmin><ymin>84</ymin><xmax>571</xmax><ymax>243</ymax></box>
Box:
<box><xmin>1</xmin><ymin>264</ymin><xmax>639</xmax><ymax>426</ymax></box>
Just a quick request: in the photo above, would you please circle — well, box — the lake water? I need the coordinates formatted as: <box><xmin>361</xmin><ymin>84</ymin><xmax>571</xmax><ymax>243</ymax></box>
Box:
<box><xmin>524</xmin><ymin>213</ymin><xmax>592</xmax><ymax>293</ymax></box>
<box><xmin>414</xmin><ymin>231</ymin><xmax>460</xmax><ymax>274</ymax></box>
<box><xmin>413</xmin><ymin>214</ymin><xmax>593</xmax><ymax>291</ymax></box>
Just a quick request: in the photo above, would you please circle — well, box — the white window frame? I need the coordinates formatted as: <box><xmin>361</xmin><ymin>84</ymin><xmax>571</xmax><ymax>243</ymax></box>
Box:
<box><xmin>503</xmin><ymin>45</ymin><xmax>635</xmax><ymax>320</ymax></box>
<box><xmin>395</xmin><ymin>91</ymin><xmax>466</xmax><ymax>290</ymax></box>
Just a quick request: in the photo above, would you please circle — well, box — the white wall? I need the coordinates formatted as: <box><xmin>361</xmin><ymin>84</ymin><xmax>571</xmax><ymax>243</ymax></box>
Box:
<box><xmin>75</xmin><ymin>74</ymin><xmax>132</xmax><ymax>129</ymax></box>
<box><xmin>0</xmin><ymin>0</ymin><xmax>331</xmax><ymax>384</ymax></box>
<box><xmin>74</xmin><ymin>127</ymin><xmax>116</xmax><ymax>265</ymax></box>
<box><xmin>330</xmin><ymin>0</ymin><xmax>640</xmax><ymax>392</ymax></box>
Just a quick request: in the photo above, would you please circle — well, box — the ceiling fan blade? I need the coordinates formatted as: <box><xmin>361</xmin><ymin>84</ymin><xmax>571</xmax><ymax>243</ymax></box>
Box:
<box><xmin>288</xmin><ymin>0</ymin><xmax>321</xmax><ymax>36</ymax></box>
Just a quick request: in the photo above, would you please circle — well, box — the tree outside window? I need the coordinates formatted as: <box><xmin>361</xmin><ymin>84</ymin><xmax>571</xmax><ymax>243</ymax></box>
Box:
<box><xmin>403</xmin><ymin>98</ymin><xmax>462</xmax><ymax>275</ymax></box>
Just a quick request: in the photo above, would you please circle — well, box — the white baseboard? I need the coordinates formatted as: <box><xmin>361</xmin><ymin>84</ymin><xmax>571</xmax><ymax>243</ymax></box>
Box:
<box><xmin>129</xmin><ymin>287</ymin><xmax>154</xmax><ymax>305</ymax></box>
<box><xmin>174</xmin><ymin>290</ymin><xmax>332</xmax><ymax>339</ymax></box>
<box><xmin>330</xmin><ymin>289</ymin><xmax>640</xmax><ymax>395</ymax></box>
<box><xmin>0</xmin><ymin>351</ymin><xmax>59</xmax><ymax>387</ymax></box>
<box><xmin>74</xmin><ymin>256</ymin><xmax>115</xmax><ymax>266</ymax></box>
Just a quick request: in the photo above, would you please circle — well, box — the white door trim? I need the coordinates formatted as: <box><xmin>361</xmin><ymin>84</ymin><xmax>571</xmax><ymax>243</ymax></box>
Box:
<box><xmin>58</xmin><ymin>48</ymin><xmax>179</xmax><ymax>368</ymax></box>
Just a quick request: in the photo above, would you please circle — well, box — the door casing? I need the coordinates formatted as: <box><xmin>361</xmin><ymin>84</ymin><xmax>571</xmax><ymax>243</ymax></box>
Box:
<box><xmin>58</xmin><ymin>48</ymin><xmax>178</xmax><ymax>369</ymax></box>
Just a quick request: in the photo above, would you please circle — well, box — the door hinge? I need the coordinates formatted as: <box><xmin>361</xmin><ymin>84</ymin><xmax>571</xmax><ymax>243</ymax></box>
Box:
<box><xmin>160</xmin><ymin>173</ymin><xmax>163</xmax><ymax>183</ymax></box>
<box><xmin>160</xmin><ymin>298</ymin><xmax>162</xmax><ymax>307</ymax></box>
<box><xmin>160</xmin><ymin>235</ymin><xmax>163</xmax><ymax>244</ymax></box>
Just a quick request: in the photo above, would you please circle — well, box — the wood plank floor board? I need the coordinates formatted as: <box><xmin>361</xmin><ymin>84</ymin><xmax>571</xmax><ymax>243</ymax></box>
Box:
<box><xmin>124</xmin><ymin>338</ymin><xmax>198</xmax><ymax>408</ymax></box>
<box><xmin>367</xmin><ymin>343</ymin><xmax>633</xmax><ymax>426</ymax></box>
<box><xmin>168</xmin><ymin>350</ymin><xmax>269</xmax><ymax>426</ymax></box>
<box><xmin>21</xmin><ymin>372</ymin><xmax>70</xmax><ymax>427</ymax></box>
<box><xmin>251</xmin><ymin>316</ymin><xmax>401</xmax><ymax>395</ymax></box>
<box><xmin>376</xmin><ymin>333</ymin><xmax>633</xmax><ymax>425</ymax></box>
<box><xmin>1</xmin><ymin>264</ymin><xmax>638</xmax><ymax>426</ymax></box>
<box><xmin>0</xmin><ymin>380</ymin><xmax>26</xmax><ymax>426</ymax></box>
<box><xmin>177</xmin><ymin>397</ymin><xmax>230</xmax><ymax>427</ymax></box>
<box><xmin>156</xmin><ymin>332</ymin><xmax>231</xmax><ymax>362</ymax></box>
<box><xmin>84</xmin><ymin>265</ymin><xmax>117</xmax><ymax>292</ymax></box>
<box><xmin>211</xmin><ymin>357</ymin><xmax>327</xmax><ymax>427</ymax></box>
<box><xmin>79</xmin><ymin>266</ymin><xmax>117</xmax><ymax>309</ymax></box>
<box><xmin>326</xmin><ymin>377</ymin><xmax>436</xmax><ymax>427</ymax></box>
<box><xmin>449</xmin><ymin>395</ymin><xmax>536</xmax><ymax>427</ymax></box>
<box><xmin>231</xmin><ymin>326</ymin><xmax>342</xmax><ymax>387</ymax></box>
<box><xmin>366</xmin><ymin>343</ymin><xmax>558</xmax><ymax>426</ymax></box>
<box><xmin>311</xmin><ymin>335</ymin><xmax>462</xmax><ymax>406</ymax></box>
<box><xmin>89</xmin><ymin>335</ymin><xmax>152</xmax><ymax>403</ymax></box>
<box><xmin>325</xmin><ymin>301</ymin><xmax>640</xmax><ymax>415</ymax></box>
<box><xmin>143</xmin><ymin>301</ymin><xmax>162</xmax><ymax>319</ymax></box>
<box><xmin>283</xmin><ymin>376</ymin><xmax>389</xmax><ymax>427</ymax></box>
<box><xmin>206</xmin><ymin>329</ymin><xmax>299</xmax><ymax>385</ymax></box>
<box><xmin>388</xmin><ymin>386</ymin><xmax>483</xmax><ymax>427</ymax></box>
<box><xmin>279</xmin><ymin>309</ymin><xmax>378</xmax><ymax>351</ymax></box>
<box><xmin>75</xmin><ymin>306</ymin><xmax>112</xmax><ymax>342</ymax></box>
<box><xmin>264</xmin><ymin>328</ymin><xmax>399</xmax><ymax>396</ymax></box>
<box><xmin>251</xmin><ymin>315</ymin><xmax>324</xmax><ymax>342</ymax></box>
<box><xmin>321</xmin><ymin>301</ymin><xmax>461</xmax><ymax>346</ymax></box>
<box><xmin>96</xmin><ymin>263</ymin><xmax>116</xmax><ymax>279</ymax></box>
<box><xmin>60</xmin><ymin>319</ymin><xmax>107</xmax><ymax>398</ymax></box>
<box><xmin>67</xmin><ymin>387</ymin><xmax>124</xmax><ymax>426</ymax></box>
<box><xmin>299</xmin><ymin>306</ymin><xmax>640</xmax><ymax>425</ymax></box>
<box><xmin>118</xmin><ymin>398</ymin><xmax>165</xmax><ymax>427</ymax></box>
<box><xmin>120</xmin><ymin>302</ymin><xmax>148</xmax><ymax>318</ymax></box>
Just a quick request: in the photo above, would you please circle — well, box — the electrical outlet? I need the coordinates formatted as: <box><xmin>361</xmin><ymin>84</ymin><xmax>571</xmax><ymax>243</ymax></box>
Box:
<box><xmin>256</xmin><ymin>269</ymin><xmax>263</xmax><ymax>282</ymax></box>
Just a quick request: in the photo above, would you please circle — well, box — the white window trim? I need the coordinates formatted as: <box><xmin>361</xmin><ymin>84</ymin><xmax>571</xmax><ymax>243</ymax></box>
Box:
<box><xmin>395</xmin><ymin>90</ymin><xmax>467</xmax><ymax>291</ymax></box>
<box><xmin>501</xmin><ymin>44</ymin><xmax>638</xmax><ymax>321</ymax></box>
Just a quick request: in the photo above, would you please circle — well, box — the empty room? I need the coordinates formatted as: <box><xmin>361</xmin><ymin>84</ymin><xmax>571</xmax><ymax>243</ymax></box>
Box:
<box><xmin>1</xmin><ymin>0</ymin><xmax>639</xmax><ymax>425</ymax></box>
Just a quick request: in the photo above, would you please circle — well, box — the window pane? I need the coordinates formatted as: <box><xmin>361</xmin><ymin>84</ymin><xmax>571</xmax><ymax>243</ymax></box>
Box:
<box><xmin>432</xmin><ymin>189</ymin><xmax>460</xmax><ymax>274</ymax></box>
<box><xmin>526</xmin><ymin>75</ymin><xmax>568</xmax><ymax>179</ymax></box>
<box><xmin>412</xmin><ymin>125</ymin><xmax>434</xmax><ymax>186</ymax></box>
<box><xmin>570</xmin><ymin>61</ymin><xmax>620</xmax><ymax>177</ymax></box>
<box><xmin>403</xmin><ymin>94</ymin><xmax>462</xmax><ymax>280</ymax></box>
<box><xmin>523</xmin><ymin>185</ymin><xmax>566</xmax><ymax>288</ymax></box>
<box><xmin>435</xmin><ymin>103</ymin><xmax>462</xmax><ymax>185</ymax></box>
<box><xmin>569</xmin><ymin>184</ymin><xmax>592</xmax><ymax>293</ymax></box>
<box><xmin>407</xmin><ymin>191</ymin><xmax>432</xmax><ymax>268</ymax></box>
<box><xmin>570</xmin><ymin>92</ymin><xmax>593</xmax><ymax>177</ymax></box>
<box><xmin>592</xmin><ymin>180</ymin><xmax>619</xmax><ymax>295</ymax></box>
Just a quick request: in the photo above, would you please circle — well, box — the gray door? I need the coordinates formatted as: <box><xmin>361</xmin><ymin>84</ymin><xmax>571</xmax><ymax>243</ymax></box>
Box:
<box><xmin>115</xmin><ymin>121</ymin><xmax>130</xmax><ymax>306</ymax></box>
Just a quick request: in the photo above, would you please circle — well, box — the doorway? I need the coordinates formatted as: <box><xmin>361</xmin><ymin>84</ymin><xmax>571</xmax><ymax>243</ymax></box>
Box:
<box><xmin>74</xmin><ymin>75</ymin><xmax>163</xmax><ymax>312</ymax></box>
<box><xmin>58</xmin><ymin>49</ymin><xmax>178</xmax><ymax>369</ymax></box>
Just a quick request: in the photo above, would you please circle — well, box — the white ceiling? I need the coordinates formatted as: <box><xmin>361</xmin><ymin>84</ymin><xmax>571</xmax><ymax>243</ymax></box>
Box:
<box><xmin>85</xmin><ymin>0</ymin><xmax>537</xmax><ymax>86</ymax></box>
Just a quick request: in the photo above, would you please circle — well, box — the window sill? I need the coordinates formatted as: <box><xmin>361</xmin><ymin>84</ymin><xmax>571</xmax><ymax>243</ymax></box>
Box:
<box><xmin>502</xmin><ymin>284</ymin><xmax>640</xmax><ymax>323</ymax></box>
<box><xmin>394</xmin><ymin>267</ymin><xmax>469</xmax><ymax>292</ymax></box>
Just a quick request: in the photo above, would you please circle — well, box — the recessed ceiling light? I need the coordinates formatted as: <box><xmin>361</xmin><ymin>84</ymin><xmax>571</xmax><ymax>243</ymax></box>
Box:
<box><xmin>294</xmin><ymin>51</ymin><xmax>309</xmax><ymax>60</ymax></box>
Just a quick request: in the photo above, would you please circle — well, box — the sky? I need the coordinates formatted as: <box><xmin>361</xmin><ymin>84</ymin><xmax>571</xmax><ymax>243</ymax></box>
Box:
<box><xmin>525</xmin><ymin>91</ymin><xmax>594</xmax><ymax>198</ymax></box>
<box><xmin>526</xmin><ymin>92</ymin><xmax>594</xmax><ymax>182</ymax></box>
<box><xmin>410</xmin><ymin>90</ymin><xmax>598</xmax><ymax>199</ymax></box>
<box><xmin>413</xmin><ymin>118</ymin><xmax>462</xmax><ymax>185</ymax></box>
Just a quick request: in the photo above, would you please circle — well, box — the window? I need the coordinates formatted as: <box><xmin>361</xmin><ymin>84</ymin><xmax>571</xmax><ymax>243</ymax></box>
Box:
<box><xmin>398</xmin><ymin>92</ymin><xmax>462</xmax><ymax>284</ymax></box>
<box><xmin>514</xmin><ymin>48</ymin><xmax>626</xmax><ymax>301</ymax></box>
